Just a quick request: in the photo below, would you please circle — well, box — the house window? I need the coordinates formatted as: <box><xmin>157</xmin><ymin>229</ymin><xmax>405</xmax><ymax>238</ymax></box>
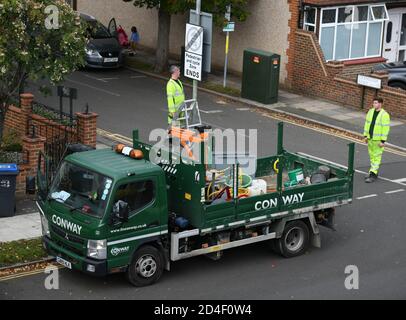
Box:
<box><xmin>320</xmin><ymin>4</ymin><xmax>389</xmax><ymax>61</ymax></box>
<box><xmin>304</xmin><ymin>7</ymin><xmax>317</xmax><ymax>33</ymax></box>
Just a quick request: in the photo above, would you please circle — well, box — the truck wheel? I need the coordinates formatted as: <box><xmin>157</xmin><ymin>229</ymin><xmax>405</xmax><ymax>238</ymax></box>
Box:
<box><xmin>127</xmin><ymin>245</ymin><xmax>164</xmax><ymax>287</ymax></box>
<box><xmin>277</xmin><ymin>221</ymin><xmax>310</xmax><ymax>258</ymax></box>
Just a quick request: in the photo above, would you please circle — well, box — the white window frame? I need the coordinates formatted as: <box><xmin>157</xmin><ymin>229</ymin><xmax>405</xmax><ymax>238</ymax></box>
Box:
<box><xmin>319</xmin><ymin>3</ymin><xmax>388</xmax><ymax>61</ymax></box>
<box><xmin>303</xmin><ymin>7</ymin><xmax>318</xmax><ymax>33</ymax></box>
<box><xmin>370</xmin><ymin>4</ymin><xmax>389</xmax><ymax>22</ymax></box>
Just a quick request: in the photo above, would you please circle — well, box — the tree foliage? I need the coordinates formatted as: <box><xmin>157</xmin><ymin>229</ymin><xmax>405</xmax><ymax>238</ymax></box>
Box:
<box><xmin>0</xmin><ymin>0</ymin><xmax>87</xmax><ymax>126</ymax></box>
<box><xmin>125</xmin><ymin>0</ymin><xmax>250</xmax><ymax>22</ymax></box>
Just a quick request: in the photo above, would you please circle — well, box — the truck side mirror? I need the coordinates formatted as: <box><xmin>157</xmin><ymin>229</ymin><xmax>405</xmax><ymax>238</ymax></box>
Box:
<box><xmin>113</xmin><ymin>200</ymin><xmax>129</xmax><ymax>223</ymax></box>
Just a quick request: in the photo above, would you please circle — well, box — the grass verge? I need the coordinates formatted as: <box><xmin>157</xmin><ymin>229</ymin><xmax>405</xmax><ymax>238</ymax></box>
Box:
<box><xmin>0</xmin><ymin>238</ymin><xmax>48</xmax><ymax>268</ymax></box>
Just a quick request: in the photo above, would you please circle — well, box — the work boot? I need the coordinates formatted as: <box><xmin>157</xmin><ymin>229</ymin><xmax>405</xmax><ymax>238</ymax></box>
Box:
<box><xmin>365</xmin><ymin>172</ymin><xmax>378</xmax><ymax>183</ymax></box>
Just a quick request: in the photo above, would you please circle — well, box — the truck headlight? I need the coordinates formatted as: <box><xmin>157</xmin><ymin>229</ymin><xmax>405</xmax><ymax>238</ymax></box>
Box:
<box><xmin>87</xmin><ymin>239</ymin><xmax>107</xmax><ymax>260</ymax></box>
<box><xmin>40</xmin><ymin>213</ymin><xmax>50</xmax><ymax>238</ymax></box>
<box><xmin>85</xmin><ymin>48</ymin><xmax>102</xmax><ymax>58</ymax></box>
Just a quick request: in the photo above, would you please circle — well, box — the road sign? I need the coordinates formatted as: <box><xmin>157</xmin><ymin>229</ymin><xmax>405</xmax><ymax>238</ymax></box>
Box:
<box><xmin>225</xmin><ymin>4</ymin><xmax>231</xmax><ymax>21</ymax></box>
<box><xmin>185</xmin><ymin>23</ymin><xmax>204</xmax><ymax>56</ymax></box>
<box><xmin>190</xmin><ymin>10</ymin><xmax>213</xmax><ymax>73</ymax></box>
<box><xmin>185</xmin><ymin>23</ymin><xmax>204</xmax><ymax>81</ymax></box>
<box><xmin>223</xmin><ymin>22</ymin><xmax>235</xmax><ymax>32</ymax></box>
<box><xmin>184</xmin><ymin>51</ymin><xmax>203</xmax><ymax>81</ymax></box>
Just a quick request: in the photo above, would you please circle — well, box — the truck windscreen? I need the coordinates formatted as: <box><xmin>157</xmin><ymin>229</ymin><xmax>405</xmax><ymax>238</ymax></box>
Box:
<box><xmin>49</xmin><ymin>161</ymin><xmax>112</xmax><ymax>218</ymax></box>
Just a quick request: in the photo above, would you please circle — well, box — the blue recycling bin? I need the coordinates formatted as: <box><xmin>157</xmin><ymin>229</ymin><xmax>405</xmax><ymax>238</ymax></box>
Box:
<box><xmin>0</xmin><ymin>164</ymin><xmax>19</xmax><ymax>217</ymax></box>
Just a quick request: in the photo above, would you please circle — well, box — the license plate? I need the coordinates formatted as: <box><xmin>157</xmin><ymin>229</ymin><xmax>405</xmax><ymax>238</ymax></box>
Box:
<box><xmin>56</xmin><ymin>256</ymin><xmax>72</xmax><ymax>269</ymax></box>
<box><xmin>104</xmin><ymin>57</ymin><xmax>118</xmax><ymax>63</ymax></box>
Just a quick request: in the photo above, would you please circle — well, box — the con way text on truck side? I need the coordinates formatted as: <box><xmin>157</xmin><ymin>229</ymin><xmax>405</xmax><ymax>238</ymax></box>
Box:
<box><xmin>37</xmin><ymin>123</ymin><xmax>355</xmax><ymax>286</ymax></box>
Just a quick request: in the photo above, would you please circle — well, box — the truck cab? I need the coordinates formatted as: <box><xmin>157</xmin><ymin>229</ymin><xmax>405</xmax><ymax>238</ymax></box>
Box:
<box><xmin>37</xmin><ymin>147</ymin><xmax>169</xmax><ymax>285</ymax></box>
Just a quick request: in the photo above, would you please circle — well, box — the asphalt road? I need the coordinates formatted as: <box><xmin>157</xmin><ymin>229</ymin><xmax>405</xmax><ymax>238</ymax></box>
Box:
<box><xmin>2</xmin><ymin>68</ymin><xmax>406</xmax><ymax>300</ymax></box>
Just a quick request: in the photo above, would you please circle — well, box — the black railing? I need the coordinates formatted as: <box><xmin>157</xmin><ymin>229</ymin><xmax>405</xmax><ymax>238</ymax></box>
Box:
<box><xmin>27</xmin><ymin>120</ymin><xmax>79</xmax><ymax>178</ymax></box>
<box><xmin>32</xmin><ymin>100</ymin><xmax>77</xmax><ymax>126</ymax></box>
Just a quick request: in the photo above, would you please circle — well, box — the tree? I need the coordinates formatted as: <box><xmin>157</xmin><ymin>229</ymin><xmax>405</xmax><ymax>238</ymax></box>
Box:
<box><xmin>123</xmin><ymin>0</ymin><xmax>250</xmax><ymax>73</ymax></box>
<box><xmin>0</xmin><ymin>0</ymin><xmax>87</xmax><ymax>137</ymax></box>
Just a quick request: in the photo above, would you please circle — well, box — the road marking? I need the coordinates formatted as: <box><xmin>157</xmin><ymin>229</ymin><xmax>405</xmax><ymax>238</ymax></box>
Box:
<box><xmin>97</xmin><ymin>128</ymin><xmax>133</xmax><ymax>144</ymax></box>
<box><xmin>356</xmin><ymin>194</ymin><xmax>378</xmax><ymax>200</ymax></box>
<box><xmin>83</xmin><ymin>73</ymin><xmax>106</xmax><ymax>82</ymax></box>
<box><xmin>200</xmin><ymin>109</ymin><xmax>223</xmax><ymax>114</ymax></box>
<box><xmin>236</xmin><ymin>108</ymin><xmax>250</xmax><ymax>111</ymax></box>
<box><xmin>66</xmin><ymin>78</ymin><xmax>121</xmax><ymax>97</ymax></box>
<box><xmin>297</xmin><ymin>152</ymin><xmax>406</xmax><ymax>187</ymax></box>
<box><xmin>82</xmin><ymin>74</ymin><xmax>119</xmax><ymax>82</ymax></box>
<box><xmin>391</xmin><ymin>178</ymin><xmax>406</xmax><ymax>185</ymax></box>
<box><xmin>0</xmin><ymin>264</ymin><xmax>64</xmax><ymax>282</ymax></box>
<box><xmin>385</xmin><ymin>189</ymin><xmax>405</xmax><ymax>194</ymax></box>
<box><xmin>98</xmin><ymin>77</ymin><xmax>120</xmax><ymax>81</ymax></box>
<box><xmin>130</xmin><ymin>75</ymin><xmax>147</xmax><ymax>79</ymax></box>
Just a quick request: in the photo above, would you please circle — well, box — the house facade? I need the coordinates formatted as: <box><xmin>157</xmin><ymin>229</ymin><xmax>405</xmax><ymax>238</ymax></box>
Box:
<box><xmin>300</xmin><ymin>1</ymin><xmax>406</xmax><ymax>64</ymax></box>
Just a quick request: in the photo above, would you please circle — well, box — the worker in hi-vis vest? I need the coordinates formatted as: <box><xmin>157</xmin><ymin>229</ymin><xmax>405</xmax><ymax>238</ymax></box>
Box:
<box><xmin>363</xmin><ymin>97</ymin><xmax>391</xmax><ymax>183</ymax></box>
<box><xmin>166</xmin><ymin>65</ymin><xmax>185</xmax><ymax>126</ymax></box>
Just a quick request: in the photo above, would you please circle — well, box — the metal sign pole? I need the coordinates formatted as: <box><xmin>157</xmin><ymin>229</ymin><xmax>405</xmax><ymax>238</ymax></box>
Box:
<box><xmin>223</xmin><ymin>5</ymin><xmax>231</xmax><ymax>88</ymax></box>
<box><xmin>223</xmin><ymin>31</ymin><xmax>230</xmax><ymax>88</ymax></box>
<box><xmin>193</xmin><ymin>0</ymin><xmax>201</xmax><ymax>101</ymax></box>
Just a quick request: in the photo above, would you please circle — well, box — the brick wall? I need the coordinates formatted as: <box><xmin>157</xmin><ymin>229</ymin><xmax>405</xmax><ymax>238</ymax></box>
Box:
<box><xmin>3</xmin><ymin>94</ymin><xmax>98</xmax><ymax>195</ymax></box>
<box><xmin>286</xmin><ymin>0</ymin><xmax>301</xmax><ymax>88</ymax></box>
<box><xmin>291</xmin><ymin>30</ymin><xmax>406</xmax><ymax>119</ymax></box>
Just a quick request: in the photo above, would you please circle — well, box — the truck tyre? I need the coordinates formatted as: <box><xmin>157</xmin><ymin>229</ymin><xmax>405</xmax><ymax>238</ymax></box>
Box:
<box><xmin>277</xmin><ymin>221</ymin><xmax>310</xmax><ymax>258</ymax></box>
<box><xmin>127</xmin><ymin>245</ymin><xmax>164</xmax><ymax>287</ymax></box>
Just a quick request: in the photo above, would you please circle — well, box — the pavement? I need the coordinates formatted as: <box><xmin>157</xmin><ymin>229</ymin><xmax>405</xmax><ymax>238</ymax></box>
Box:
<box><xmin>1</xmin><ymin>59</ymin><xmax>406</xmax><ymax>299</ymax></box>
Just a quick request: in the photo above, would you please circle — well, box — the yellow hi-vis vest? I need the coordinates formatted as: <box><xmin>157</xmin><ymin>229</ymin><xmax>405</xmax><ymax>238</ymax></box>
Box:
<box><xmin>363</xmin><ymin>108</ymin><xmax>391</xmax><ymax>141</ymax></box>
<box><xmin>166</xmin><ymin>79</ymin><xmax>185</xmax><ymax>124</ymax></box>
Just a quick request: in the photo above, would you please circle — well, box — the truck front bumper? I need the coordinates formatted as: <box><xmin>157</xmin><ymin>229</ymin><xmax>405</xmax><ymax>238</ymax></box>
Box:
<box><xmin>43</xmin><ymin>236</ymin><xmax>108</xmax><ymax>277</ymax></box>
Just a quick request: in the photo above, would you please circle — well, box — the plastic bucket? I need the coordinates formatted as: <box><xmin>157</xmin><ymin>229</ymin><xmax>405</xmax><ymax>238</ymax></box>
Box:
<box><xmin>288</xmin><ymin>169</ymin><xmax>304</xmax><ymax>183</ymax></box>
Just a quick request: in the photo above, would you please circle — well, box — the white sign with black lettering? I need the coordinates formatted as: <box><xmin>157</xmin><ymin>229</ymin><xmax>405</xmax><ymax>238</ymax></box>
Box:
<box><xmin>184</xmin><ymin>23</ymin><xmax>204</xmax><ymax>81</ymax></box>
<box><xmin>357</xmin><ymin>75</ymin><xmax>382</xmax><ymax>89</ymax></box>
<box><xmin>184</xmin><ymin>51</ymin><xmax>203</xmax><ymax>81</ymax></box>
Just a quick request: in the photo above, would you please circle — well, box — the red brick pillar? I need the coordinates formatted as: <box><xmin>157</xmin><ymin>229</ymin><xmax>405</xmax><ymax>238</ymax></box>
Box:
<box><xmin>76</xmin><ymin>112</ymin><xmax>98</xmax><ymax>148</ymax></box>
<box><xmin>371</xmin><ymin>70</ymin><xmax>389</xmax><ymax>87</ymax></box>
<box><xmin>17</xmin><ymin>135</ymin><xmax>46</xmax><ymax>195</ymax></box>
<box><xmin>20</xmin><ymin>93</ymin><xmax>34</xmax><ymax>135</ymax></box>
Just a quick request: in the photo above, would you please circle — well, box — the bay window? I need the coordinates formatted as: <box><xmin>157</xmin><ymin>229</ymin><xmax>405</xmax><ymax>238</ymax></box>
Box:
<box><xmin>319</xmin><ymin>4</ymin><xmax>388</xmax><ymax>61</ymax></box>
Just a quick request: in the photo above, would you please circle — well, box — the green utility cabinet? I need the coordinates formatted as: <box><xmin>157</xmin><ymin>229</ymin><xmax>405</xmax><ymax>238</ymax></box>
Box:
<box><xmin>241</xmin><ymin>49</ymin><xmax>280</xmax><ymax>104</ymax></box>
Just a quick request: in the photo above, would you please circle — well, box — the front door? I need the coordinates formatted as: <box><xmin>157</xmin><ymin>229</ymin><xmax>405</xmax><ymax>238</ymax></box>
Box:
<box><xmin>383</xmin><ymin>10</ymin><xmax>406</xmax><ymax>62</ymax></box>
<box><xmin>398</xmin><ymin>13</ymin><xmax>406</xmax><ymax>61</ymax></box>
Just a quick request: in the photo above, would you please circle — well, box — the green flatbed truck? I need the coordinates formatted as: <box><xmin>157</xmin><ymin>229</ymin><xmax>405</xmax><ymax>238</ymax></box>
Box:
<box><xmin>37</xmin><ymin>123</ymin><xmax>355</xmax><ymax>286</ymax></box>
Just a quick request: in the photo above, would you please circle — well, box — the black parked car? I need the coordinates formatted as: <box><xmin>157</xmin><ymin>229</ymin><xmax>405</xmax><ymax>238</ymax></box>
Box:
<box><xmin>80</xmin><ymin>13</ymin><xmax>123</xmax><ymax>69</ymax></box>
<box><xmin>373</xmin><ymin>62</ymin><xmax>406</xmax><ymax>90</ymax></box>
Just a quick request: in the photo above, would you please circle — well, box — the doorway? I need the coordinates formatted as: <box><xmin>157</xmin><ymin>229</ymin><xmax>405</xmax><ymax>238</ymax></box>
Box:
<box><xmin>383</xmin><ymin>9</ymin><xmax>406</xmax><ymax>62</ymax></box>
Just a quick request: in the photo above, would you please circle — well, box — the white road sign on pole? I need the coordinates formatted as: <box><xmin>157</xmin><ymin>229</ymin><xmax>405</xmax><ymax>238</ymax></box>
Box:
<box><xmin>184</xmin><ymin>52</ymin><xmax>203</xmax><ymax>81</ymax></box>
<box><xmin>185</xmin><ymin>23</ymin><xmax>204</xmax><ymax>82</ymax></box>
<box><xmin>185</xmin><ymin>23</ymin><xmax>204</xmax><ymax>56</ymax></box>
